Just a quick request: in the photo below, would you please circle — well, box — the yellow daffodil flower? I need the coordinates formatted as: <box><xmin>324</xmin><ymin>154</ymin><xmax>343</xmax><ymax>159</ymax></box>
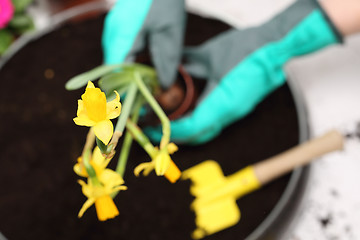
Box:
<box><xmin>134</xmin><ymin>142</ymin><xmax>181</xmax><ymax>183</ymax></box>
<box><xmin>78</xmin><ymin>169</ymin><xmax>127</xmax><ymax>221</ymax></box>
<box><xmin>154</xmin><ymin>150</ymin><xmax>172</xmax><ymax>175</ymax></box>
<box><xmin>73</xmin><ymin>81</ymin><xmax>121</xmax><ymax>145</ymax></box>
<box><xmin>74</xmin><ymin>147</ymin><xmax>111</xmax><ymax>177</ymax></box>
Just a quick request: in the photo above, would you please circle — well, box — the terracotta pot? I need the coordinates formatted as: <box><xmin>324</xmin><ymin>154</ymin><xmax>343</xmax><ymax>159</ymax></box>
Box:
<box><xmin>155</xmin><ymin>65</ymin><xmax>195</xmax><ymax>120</ymax></box>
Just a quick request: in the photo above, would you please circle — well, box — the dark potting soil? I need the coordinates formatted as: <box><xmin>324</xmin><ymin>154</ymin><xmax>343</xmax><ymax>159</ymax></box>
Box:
<box><xmin>0</xmin><ymin>12</ymin><xmax>298</xmax><ymax>240</ymax></box>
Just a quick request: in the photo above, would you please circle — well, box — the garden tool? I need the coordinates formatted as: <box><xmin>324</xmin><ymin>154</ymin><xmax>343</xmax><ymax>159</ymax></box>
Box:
<box><xmin>182</xmin><ymin>129</ymin><xmax>344</xmax><ymax>239</ymax></box>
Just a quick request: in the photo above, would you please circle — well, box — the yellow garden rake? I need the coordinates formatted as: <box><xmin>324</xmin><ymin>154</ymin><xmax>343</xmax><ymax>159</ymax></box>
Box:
<box><xmin>182</xmin><ymin>130</ymin><xmax>344</xmax><ymax>239</ymax></box>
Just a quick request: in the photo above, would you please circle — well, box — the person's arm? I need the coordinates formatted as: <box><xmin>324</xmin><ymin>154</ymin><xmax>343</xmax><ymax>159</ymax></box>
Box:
<box><xmin>320</xmin><ymin>0</ymin><xmax>360</xmax><ymax>36</ymax></box>
<box><xmin>146</xmin><ymin>0</ymin><xmax>360</xmax><ymax>145</ymax></box>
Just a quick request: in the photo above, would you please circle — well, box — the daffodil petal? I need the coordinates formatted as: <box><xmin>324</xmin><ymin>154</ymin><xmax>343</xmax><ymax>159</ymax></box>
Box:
<box><xmin>99</xmin><ymin>169</ymin><xmax>124</xmax><ymax>188</ymax></box>
<box><xmin>113</xmin><ymin>186</ymin><xmax>128</xmax><ymax>192</ymax></box>
<box><xmin>77</xmin><ymin>179</ymin><xmax>86</xmax><ymax>187</ymax></box>
<box><xmin>76</xmin><ymin>100</ymin><xmax>94</xmax><ymax>126</ymax></box>
<box><xmin>155</xmin><ymin>152</ymin><xmax>171</xmax><ymax>176</ymax></box>
<box><xmin>74</xmin><ymin>159</ymin><xmax>88</xmax><ymax>177</ymax></box>
<box><xmin>143</xmin><ymin>164</ymin><xmax>155</xmax><ymax>176</ymax></box>
<box><xmin>92</xmin><ymin>147</ymin><xmax>108</xmax><ymax>167</ymax></box>
<box><xmin>93</xmin><ymin>120</ymin><xmax>113</xmax><ymax>145</ymax></box>
<box><xmin>95</xmin><ymin>195</ymin><xmax>119</xmax><ymax>221</ymax></box>
<box><xmin>134</xmin><ymin>162</ymin><xmax>154</xmax><ymax>177</ymax></box>
<box><xmin>78</xmin><ymin>198</ymin><xmax>95</xmax><ymax>218</ymax></box>
<box><xmin>77</xmin><ymin>100</ymin><xmax>85</xmax><ymax>116</ymax></box>
<box><xmin>79</xmin><ymin>179</ymin><xmax>96</xmax><ymax>198</ymax></box>
<box><xmin>73</xmin><ymin>115</ymin><xmax>96</xmax><ymax>127</ymax></box>
<box><xmin>167</xmin><ymin>143</ymin><xmax>178</xmax><ymax>154</ymax></box>
<box><xmin>86</xmin><ymin>81</ymin><xmax>95</xmax><ymax>88</ymax></box>
<box><xmin>106</xmin><ymin>91</ymin><xmax>121</xmax><ymax>119</ymax></box>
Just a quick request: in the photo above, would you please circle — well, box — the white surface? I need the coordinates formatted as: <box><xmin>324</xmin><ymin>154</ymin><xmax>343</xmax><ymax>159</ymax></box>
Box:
<box><xmin>185</xmin><ymin>0</ymin><xmax>295</xmax><ymax>29</ymax></box>
<box><xmin>284</xmin><ymin>34</ymin><xmax>360</xmax><ymax>240</ymax></box>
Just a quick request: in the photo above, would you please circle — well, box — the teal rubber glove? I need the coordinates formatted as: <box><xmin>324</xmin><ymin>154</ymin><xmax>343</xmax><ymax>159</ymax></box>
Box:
<box><xmin>102</xmin><ymin>0</ymin><xmax>186</xmax><ymax>88</ymax></box>
<box><xmin>145</xmin><ymin>0</ymin><xmax>341</xmax><ymax>145</ymax></box>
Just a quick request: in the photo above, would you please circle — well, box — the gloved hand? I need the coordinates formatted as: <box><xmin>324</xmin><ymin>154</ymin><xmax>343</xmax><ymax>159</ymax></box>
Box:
<box><xmin>145</xmin><ymin>0</ymin><xmax>341</xmax><ymax>144</ymax></box>
<box><xmin>102</xmin><ymin>0</ymin><xmax>186</xmax><ymax>88</ymax></box>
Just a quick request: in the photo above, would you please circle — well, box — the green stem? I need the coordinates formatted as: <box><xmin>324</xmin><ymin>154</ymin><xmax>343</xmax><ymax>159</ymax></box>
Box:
<box><xmin>115</xmin><ymin>132</ymin><xmax>133</xmax><ymax>177</ymax></box>
<box><xmin>115</xmin><ymin>82</ymin><xmax>138</xmax><ymax>134</ymax></box>
<box><xmin>116</xmin><ymin>97</ymin><xmax>144</xmax><ymax>177</ymax></box>
<box><xmin>133</xmin><ymin>72</ymin><xmax>170</xmax><ymax>149</ymax></box>
<box><xmin>82</xmin><ymin>149</ymin><xmax>100</xmax><ymax>185</ymax></box>
<box><xmin>126</xmin><ymin>118</ymin><xmax>156</xmax><ymax>158</ymax></box>
<box><xmin>111</xmin><ymin>97</ymin><xmax>144</xmax><ymax>199</ymax></box>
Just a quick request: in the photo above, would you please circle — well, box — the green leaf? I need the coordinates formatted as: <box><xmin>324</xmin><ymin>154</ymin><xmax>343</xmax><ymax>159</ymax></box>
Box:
<box><xmin>129</xmin><ymin>64</ymin><xmax>158</xmax><ymax>89</ymax></box>
<box><xmin>65</xmin><ymin>65</ymin><xmax>121</xmax><ymax>90</ymax></box>
<box><xmin>8</xmin><ymin>14</ymin><xmax>34</xmax><ymax>33</ymax></box>
<box><xmin>0</xmin><ymin>30</ymin><xmax>14</xmax><ymax>55</ymax></box>
<box><xmin>96</xmin><ymin>137</ymin><xmax>108</xmax><ymax>154</ymax></box>
<box><xmin>106</xmin><ymin>85</ymin><xmax>129</xmax><ymax>100</ymax></box>
<box><xmin>123</xmin><ymin>63</ymin><xmax>157</xmax><ymax>81</ymax></box>
<box><xmin>98</xmin><ymin>71</ymin><xmax>134</xmax><ymax>95</ymax></box>
<box><xmin>12</xmin><ymin>0</ymin><xmax>33</xmax><ymax>13</ymax></box>
<box><xmin>119</xmin><ymin>64</ymin><xmax>159</xmax><ymax>93</ymax></box>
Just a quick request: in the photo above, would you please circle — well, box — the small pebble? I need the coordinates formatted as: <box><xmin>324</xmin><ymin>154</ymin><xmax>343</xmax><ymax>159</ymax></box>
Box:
<box><xmin>44</xmin><ymin>68</ymin><xmax>55</xmax><ymax>80</ymax></box>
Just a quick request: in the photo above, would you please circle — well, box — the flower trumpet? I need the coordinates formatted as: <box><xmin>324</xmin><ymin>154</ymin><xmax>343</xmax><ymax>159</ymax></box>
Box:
<box><xmin>78</xmin><ymin>169</ymin><xmax>127</xmax><ymax>221</ymax></box>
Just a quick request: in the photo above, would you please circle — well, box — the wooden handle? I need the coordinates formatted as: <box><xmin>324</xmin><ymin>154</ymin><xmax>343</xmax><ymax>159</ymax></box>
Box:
<box><xmin>253</xmin><ymin>130</ymin><xmax>344</xmax><ymax>185</ymax></box>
